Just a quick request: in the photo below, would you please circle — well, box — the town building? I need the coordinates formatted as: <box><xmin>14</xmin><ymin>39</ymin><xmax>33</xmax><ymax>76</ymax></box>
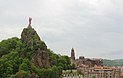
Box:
<box><xmin>77</xmin><ymin>65</ymin><xmax>121</xmax><ymax>78</ymax></box>
<box><xmin>70</xmin><ymin>48</ymin><xmax>121</xmax><ymax>78</ymax></box>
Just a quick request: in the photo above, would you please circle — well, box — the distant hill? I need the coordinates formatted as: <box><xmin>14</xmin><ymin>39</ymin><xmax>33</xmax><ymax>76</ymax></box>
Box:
<box><xmin>103</xmin><ymin>59</ymin><xmax>123</xmax><ymax>66</ymax></box>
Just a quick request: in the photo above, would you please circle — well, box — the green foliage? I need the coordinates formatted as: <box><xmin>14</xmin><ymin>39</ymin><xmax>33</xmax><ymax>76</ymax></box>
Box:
<box><xmin>0</xmin><ymin>37</ymin><xmax>71</xmax><ymax>78</ymax></box>
<box><xmin>57</xmin><ymin>56</ymin><xmax>71</xmax><ymax>70</ymax></box>
<box><xmin>71</xmin><ymin>63</ymin><xmax>76</xmax><ymax>69</ymax></box>
<box><xmin>48</xmin><ymin>49</ymin><xmax>59</xmax><ymax>66</ymax></box>
<box><xmin>10</xmin><ymin>70</ymin><xmax>30</xmax><ymax>78</ymax></box>
<box><xmin>19</xmin><ymin>59</ymin><xmax>31</xmax><ymax>71</ymax></box>
<box><xmin>31</xmin><ymin>65</ymin><xmax>62</xmax><ymax>78</ymax></box>
<box><xmin>0</xmin><ymin>37</ymin><xmax>22</xmax><ymax>57</ymax></box>
<box><xmin>92</xmin><ymin>76</ymin><xmax>96</xmax><ymax>78</ymax></box>
<box><xmin>0</xmin><ymin>51</ymin><xmax>22</xmax><ymax>78</ymax></box>
<box><xmin>48</xmin><ymin>49</ymin><xmax>71</xmax><ymax>70</ymax></box>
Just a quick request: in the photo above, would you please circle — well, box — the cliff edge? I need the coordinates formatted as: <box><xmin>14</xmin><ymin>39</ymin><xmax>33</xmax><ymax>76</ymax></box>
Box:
<box><xmin>21</xmin><ymin>27</ymin><xmax>49</xmax><ymax>68</ymax></box>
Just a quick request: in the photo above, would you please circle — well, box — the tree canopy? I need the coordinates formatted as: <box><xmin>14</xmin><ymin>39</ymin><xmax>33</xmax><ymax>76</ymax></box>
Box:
<box><xmin>0</xmin><ymin>37</ymin><xmax>72</xmax><ymax>78</ymax></box>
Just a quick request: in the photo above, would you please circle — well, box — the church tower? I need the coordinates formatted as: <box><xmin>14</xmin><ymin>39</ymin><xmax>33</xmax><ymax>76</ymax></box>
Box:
<box><xmin>71</xmin><ymin>48</ymin><xmax>75</xmax><ymax>61</ymax></box>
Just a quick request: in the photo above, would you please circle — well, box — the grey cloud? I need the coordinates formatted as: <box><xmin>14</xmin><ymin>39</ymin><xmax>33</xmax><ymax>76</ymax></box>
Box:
<box><xmin>0</xmin><ymin>0</ymin><xmax>123</xmax><ymax>59</ymax></box>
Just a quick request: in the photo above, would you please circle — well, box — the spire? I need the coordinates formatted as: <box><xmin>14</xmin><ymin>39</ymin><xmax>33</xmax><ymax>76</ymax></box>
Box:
<box><xmin>71</xmin><ymin>48</ymin><xmax>74</xmax><ymax>52</ymax></box>
<box><xmin>71</xmin><ymin>48</ymin><xmax>75</xmax><ymax>61</ymax></box>
<box><xmin>28</xmin><ymin>17</ymin><xmax>32</xmax><ymax>28</ymax></box>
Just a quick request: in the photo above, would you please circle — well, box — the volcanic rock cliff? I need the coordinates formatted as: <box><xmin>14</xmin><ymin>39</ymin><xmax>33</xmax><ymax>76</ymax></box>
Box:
<box><xmin>21</xmin><ymin>27</ymin><xmax>49</xmax><ymax>68</ymax></box>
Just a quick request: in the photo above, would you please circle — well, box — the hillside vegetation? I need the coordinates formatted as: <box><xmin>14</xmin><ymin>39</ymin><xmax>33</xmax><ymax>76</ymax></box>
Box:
<box><xmin>0</xmin><ymin>27</ymin><xmax>73</xmax><ymax>78</ymax></box>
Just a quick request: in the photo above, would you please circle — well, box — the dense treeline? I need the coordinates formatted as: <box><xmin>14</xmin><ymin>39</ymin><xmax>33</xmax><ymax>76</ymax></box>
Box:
<box><xmin>0</xmin><ymin>37</ymin><xmax>22</xmax><ymax>57</ymax></box>
<box><xmin>0</xmin><ymin>37</ymin><xmax>73</xmax><ymax>78</ymax></box>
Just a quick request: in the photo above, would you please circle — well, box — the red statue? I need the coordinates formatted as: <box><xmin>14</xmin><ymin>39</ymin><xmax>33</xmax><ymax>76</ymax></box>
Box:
<box><xmin>28</xmin><ymin>17</ymin><xmax>32</xmax><ymax>28</ymax></box>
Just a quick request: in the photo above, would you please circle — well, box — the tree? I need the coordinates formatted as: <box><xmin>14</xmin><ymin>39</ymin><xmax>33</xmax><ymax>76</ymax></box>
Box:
<box><xmin>92</xmin><ymin>76</ymin><xmax>96</xmax><ymax>78</ymax></box>
<box><xmin>71</xmin><ymin>63</ymin><xmax>75</xmax><ymax>69</ymax></box>
<box><xmin>10</xmin><ymin>70</ymin><xmax>30</xmax><ymax>78</ymax></box>
<box><xmin>57</xmin><ymin>56</ymin><xmax>71</xmax><ymax>70</ymax></box>
<box><xmin>0</xmin><ymin>51</ymin><xmax>22</xmax><ymax>78</ymax></box>
<box><xmin>19</xmin><ymin>59</ymin><xmax>31</xmax><ymax>71</ymax></box>
<box><xmin>0</xmin><ymin>37</ymin><xmax>22</xmax><ymax>57</ymax></box>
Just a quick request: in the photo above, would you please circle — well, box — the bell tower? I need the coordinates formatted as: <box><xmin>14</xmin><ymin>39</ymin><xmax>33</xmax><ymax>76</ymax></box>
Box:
<box><xmin>71</xmin><ymin>48</ymin><xmax>75</xmax><ymax>61</ymax></box>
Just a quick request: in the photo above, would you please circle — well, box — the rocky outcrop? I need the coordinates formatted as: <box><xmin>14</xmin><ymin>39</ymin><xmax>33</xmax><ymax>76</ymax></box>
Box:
<box><xmin>21</xmin><ymin>27</ymin><xmax>49</xmax><ymax>68</ymax></box>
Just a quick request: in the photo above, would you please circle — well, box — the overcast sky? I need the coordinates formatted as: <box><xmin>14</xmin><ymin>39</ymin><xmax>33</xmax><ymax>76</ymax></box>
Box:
<box><xmin>0</xmin><ymin>0</ymin><xmax>123</xmax><ymax>59</ymax></box>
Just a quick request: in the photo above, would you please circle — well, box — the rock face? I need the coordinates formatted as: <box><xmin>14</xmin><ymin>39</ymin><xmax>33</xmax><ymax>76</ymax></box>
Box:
<box><xmin>21</xmin><ymin>27</ymin><xmax>49</xmax><ymax>68</ymax></box>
